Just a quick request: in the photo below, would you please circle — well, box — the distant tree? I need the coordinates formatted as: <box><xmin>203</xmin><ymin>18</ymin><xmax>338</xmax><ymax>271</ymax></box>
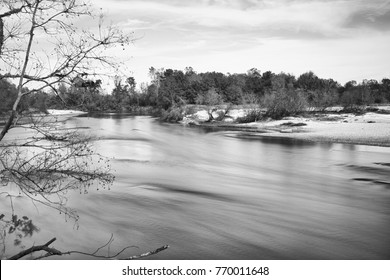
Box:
<box><xmin>245</xmin><ymin>69</ymin><xmax>263</xmax><ymax>97</ymax></box>
<box><xmin>247</xmin><ymin>68</ymin><xmax>261</xmax><ymax>77</ymax></box>
<box><xmin>224</xmin><ymin>84</ymin><xmax>243</xmax><ymax>104</ymax></box>
<box><xmin>184</xmin><ymin>66</ymin><xmax>195</xmax><ymax>76</ymax></box>
<box><xmin>358</xmin><ymin>80</ymin><xmax>374</xmax><ymax>105</ymax></box>
<box><xmin>146</xmin><ymin>83</ymin><xmax>159</xmax><ymax>107</ymax></box>
<box><xmin>340</xmin><ymin>90</ymin><xmax>361</xmax><ymax>111</ymax></box>
<box><xmin>344</xmin><ymin>80</ymin><xmax>357</xmax><ymax>91</ymax></box>
<box><xmin>112</xmin><ymin>76</ymin><xmax>130</xmax><ymax>110</ymax></box>
<box><xmin>308</xmin><ymin>88</ymin><xmax>338</xmax><ymax>111</ymax></box>
<box><xmin>339</xmin><ymin>80</ymin><xmax>372</xmax><ymax>111</ymax></box>
<box><xmin>306</xmin><ymin>79</ymin><xmax>340</xmax><ymax>110</ymax></box>
<box><xmin>126</xmin><ymin>76</ymin><xmax>136</xmax><ymax>89</ymax></box>
<box><xmin>148</xmin><ymin>67</ymin><xmax>164</xmax><ymax>95</ymax></box>
<box><xmin>296</xmin><ymin>71</ymin><xmax>323</xmax><ymax>91</ymax></box>
<box><xmin>381</xmin><ymin>78</ymin><xmax>390</xmax><ymax>102</ymax></box>
<box><xmin>156</xmin><ymin>69</ymin><xmax>190</xmax><ymax>109</ymax></box>
<box><xmin>261</xmin><ymin>73</ymin><xmax>307</xmax><ymax>119</ymax></box>
<box><xmin>196</xmin><ymin>87</ymin><xmax>222</xmax><ymax>106</ymax></box>
<box><xmin>0</xmin><ymin>79</ymin><xmax>17</xmax><ymax>114</ymax></box>
<box><xmin>125</xmin><ymin>76</ymin><xmax>140</xmax><ymax>107</ymax></box>
<box><xmin>261</xmin><ymin>71</ymin><xmax>274</xmax><ymax>90</ymax></box>
<box><xmin>365</xmin><ymin>79</ymin><xmax>385</xmax><ymax>103</ymax></box>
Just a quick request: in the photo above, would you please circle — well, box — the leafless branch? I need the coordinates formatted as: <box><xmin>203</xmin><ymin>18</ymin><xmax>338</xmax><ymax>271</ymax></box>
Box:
<box><xmin>8</xmin><ymin>237</ymin><xmax>59</xmax><ymax>260</ymax></box>
<box><xmin>124</xmin><ymin>245</ymin><xmax>170</xmax><ymax>260</ymax></box>
<box><xmin>6</xmin><ymin>236</ymin><xmax>169</xmax><ymax>260</ymax></box>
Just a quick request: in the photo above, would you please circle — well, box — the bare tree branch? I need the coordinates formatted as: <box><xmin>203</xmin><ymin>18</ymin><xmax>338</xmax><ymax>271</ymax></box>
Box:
<box><xmin>8</xmin><ymin>237</ymin><xmax>59</xmax><ymax>260</ymax></box>
<box><xmin>124</xmin><ymin>245</ymin><xmax>170</xmax><ymax>260</ymax></box>
<box><xmin>7</xmin><ymin>236</ymin><xmax>169</xmax><ymax>260</ymax></box>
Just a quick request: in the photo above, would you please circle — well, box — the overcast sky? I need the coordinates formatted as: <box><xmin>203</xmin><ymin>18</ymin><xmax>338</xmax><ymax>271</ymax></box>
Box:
<box><xmin>91</xmin><ymin>0</ymin><xmax>390</xmax><ymax>86</ymax></box>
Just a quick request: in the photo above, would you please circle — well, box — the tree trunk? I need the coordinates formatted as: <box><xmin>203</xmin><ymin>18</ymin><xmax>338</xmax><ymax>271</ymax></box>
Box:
<box><xmin>0</xmin><ymin>17</ymin><xmax>3</xmax><ymax>56</ymax></box>
<box><xmin>0</xmin><ymin>2</ymin><xmax>39</xmax><ymax>142</ymax></box>
<box><xmin>0</xmin><ymin>110</ymin><xmax>16</xmax><ymax>141</ymax></box>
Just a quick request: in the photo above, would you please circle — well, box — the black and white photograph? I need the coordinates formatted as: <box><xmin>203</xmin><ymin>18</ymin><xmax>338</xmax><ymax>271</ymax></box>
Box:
<box><xmin>1</xmin><ymin>0</ymin><xmax>390</xmax><ymax>270</ymax></box>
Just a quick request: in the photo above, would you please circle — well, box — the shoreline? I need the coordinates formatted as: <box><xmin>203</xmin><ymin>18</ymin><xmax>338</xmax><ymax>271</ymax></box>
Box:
<box><xmin>188</xmin><ymin>111</ymin><xmax>390</xmax><ymax>148</ymax></box>
<box><xmin>2</xmin><ymin>108</ymin><xmax>390</xmax><ymax>148</ymax></box>
<box><xmin>0</xmin><ymin>109</ymin><xmax>88</xmax><ymax>127</ymax></box>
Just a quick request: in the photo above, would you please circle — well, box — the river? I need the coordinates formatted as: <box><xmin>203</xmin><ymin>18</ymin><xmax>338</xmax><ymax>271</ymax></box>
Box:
<box><xmin>1</xmin><ymin>114</ymin><xmax>390</xmax><ymax>259</ymax></box>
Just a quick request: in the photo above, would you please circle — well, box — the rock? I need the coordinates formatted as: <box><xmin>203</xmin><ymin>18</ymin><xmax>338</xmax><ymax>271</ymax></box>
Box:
<box><xmin>212</xmin><ymin>109</ymin><xmax>226</xmax><ymax>120</ymax></box>
<box><xmin>182</xmin><ymin>110</ymin><xmax>210</xmax><ymax>124</ymax></box>
<box><xmin>180</xmin><ymin>117</ymin><xmax>199</xmax><ymax>125</ymax></box>
<box><xmin>227</xmin><ymin>109</ymin><xmax>247</xmax><ymax>121</ymax></box>
<box><xmin>193</xmin><ymin>110</ymin><xmax>210</xmax><ymax>122</ymax></box>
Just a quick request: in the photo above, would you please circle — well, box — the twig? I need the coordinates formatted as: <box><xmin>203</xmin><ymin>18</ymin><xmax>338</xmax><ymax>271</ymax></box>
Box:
<box><xmin>124</xmin><ymin>245</ymin><xmax>169</xmax><ymax>260</ymax></box>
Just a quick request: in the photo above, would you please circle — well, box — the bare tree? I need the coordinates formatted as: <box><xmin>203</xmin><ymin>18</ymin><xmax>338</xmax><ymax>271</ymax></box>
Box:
<box><xmin>0</xmin><ymin>0</ymin><xmax>133</xmax><ymax>139</ymax></box>
<box><xmin>0</xmin><ymin>0</ymin><xmax>168</xmax><ymax>259</ymax></box>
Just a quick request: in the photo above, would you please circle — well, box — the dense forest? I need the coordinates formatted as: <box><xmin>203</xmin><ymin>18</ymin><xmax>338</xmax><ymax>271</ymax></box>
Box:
<box><xmin>1</xmin><ymin>67</ymin><xmax>390</xmax><ymax>121</ymax></box>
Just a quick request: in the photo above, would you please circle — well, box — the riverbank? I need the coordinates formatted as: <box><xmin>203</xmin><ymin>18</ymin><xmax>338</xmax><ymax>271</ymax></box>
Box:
<box><xmin>46</xmin><ymin>109</ymin><xmax>87</xmax><ymax>116</ymax></box>
<box><xmin>182</xmin><ymin>106</ymin><xmax>390</xmax><ymax>147</ymax></box>
<box><xmin>0</xmin><ymin>109</ymin><xmax>87</xmax><ymax>126</ymax></box>
<box><xmin>238</xmin><ymin>112</ymin><xmax>390</xmax><ymax>147</ymax></box>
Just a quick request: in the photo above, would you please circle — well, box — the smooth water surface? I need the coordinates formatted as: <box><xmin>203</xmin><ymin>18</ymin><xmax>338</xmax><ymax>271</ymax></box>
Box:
<box><xmin>2</xmin><ymin>114</ymin><xmax>390</xmax><ymax>259</ymax></box>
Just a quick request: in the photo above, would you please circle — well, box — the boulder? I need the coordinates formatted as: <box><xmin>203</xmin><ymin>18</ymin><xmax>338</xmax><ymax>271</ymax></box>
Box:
<box><xmin>180</xmin><ymin>117</ymin><xmax>199</xmax><ymax>125</ymax></box>
<box><xmin>193</xmin><ymin>110</ymin><xmax>210</xmax><ymax>122</ymax></box>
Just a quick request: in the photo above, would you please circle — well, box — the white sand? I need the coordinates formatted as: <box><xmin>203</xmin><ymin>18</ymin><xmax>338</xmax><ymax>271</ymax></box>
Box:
<box><xmin>244</xmin><ymin>113</ymin><xmax>390</xmax><ymax>146</ymax></box>
<box><xmin>47</xmin><ymin>109</ymin><xmax>87</xmax><ymax>116</ymax></box>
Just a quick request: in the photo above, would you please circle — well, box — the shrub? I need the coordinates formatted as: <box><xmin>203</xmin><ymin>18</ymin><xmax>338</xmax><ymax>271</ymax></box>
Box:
<box><xmin>307</xmin><ymin>89</ymin><xmax>339</xmax><ymax>111</ymax></box>
<box><xmin>195</xmin><ymin>88</ymin><xmax>222</xmax><ymax>106</ymax></box>
<box><xmin>160</xmin><ymin>107</ymin><xmax>184</xmax><ymax>123</ymax></box>
<box><xmin>235</xmin><ymin>110</ymin><xmax>262</xmax><ymax>123</ymax></box>
<box><xmin>224</xmin><ymin>85</ymin><xmax>243</xmax><ymax>104</ymax></box>
<box><xmin>261</xmin><ymin>89</ymin><xmax>308</xmax><ymax>119</ymax></box>
<box><xmin>183</xmin><ymin>105</ymin><xmax>203</xmax><ymax>115</ymax></box>
<box><xmin>340</xmin><ymin>90</ymin><xmax>369</xmax><ymax>112</ymax></box>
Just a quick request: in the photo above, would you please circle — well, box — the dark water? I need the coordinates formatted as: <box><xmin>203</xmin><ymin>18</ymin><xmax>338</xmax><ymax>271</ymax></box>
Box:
<box><xmin>2</xmin><ymin>114</ymin><xmax>390</xmax><ymax>259</ymax></box>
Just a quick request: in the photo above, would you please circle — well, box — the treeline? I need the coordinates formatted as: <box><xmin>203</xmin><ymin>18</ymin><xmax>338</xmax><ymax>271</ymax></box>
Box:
<box><xmin>1</xmin><ymin>68</ymin><xmax>390</xmax><ymax>119</ymax></box>
<box><xmin>144</xmin><ymin>67</ymin><xmax>390</xmax><ymax>112</ymax></box>
<box><xmin>0</xmin><ymin>79</ymin><xmax>48</xmax><ymax>115</ymax></box>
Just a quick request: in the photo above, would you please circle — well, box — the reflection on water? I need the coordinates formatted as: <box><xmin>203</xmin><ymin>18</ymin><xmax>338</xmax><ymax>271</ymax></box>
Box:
<box><xmin>1</xmin><ymin>115</ymin><xmax>390</xmax><ymax>259</ymax></box>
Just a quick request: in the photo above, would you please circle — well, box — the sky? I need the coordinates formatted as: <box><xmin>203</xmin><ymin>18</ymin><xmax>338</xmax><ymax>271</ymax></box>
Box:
<box><xmin>88</xmin><ymin>0</ymin><xmax>390</xmax><ymax>86</ymax></box>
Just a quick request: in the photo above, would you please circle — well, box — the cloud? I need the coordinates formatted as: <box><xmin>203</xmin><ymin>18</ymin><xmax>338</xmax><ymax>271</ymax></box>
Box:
<box><xmin>111</xmin><ymin>0</ymin><xmax>265</xmax><ymax>10</ymax></box>
<box><xmin>90</xmin><ymin>0</ymin><xmax>390</xmax><ymax>85</ymax></box>
<box><xmin>345</xmin><ymin>7</ymin><xmax>390</xmax><ymax>31</ymax></box>
<box><xmin>103</xmin><ymin>0</ymin><xmax>351</xmax><ymax>40</ymax></box>
<box><xmin>90</xmin><ymin>0</ymin><xmax>390</xmax><ymax>53</ymax></box>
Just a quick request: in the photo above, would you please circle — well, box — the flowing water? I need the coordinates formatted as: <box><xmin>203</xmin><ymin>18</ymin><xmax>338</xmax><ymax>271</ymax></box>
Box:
<box><xmin>1</xmin><ymin>114</ymin><xmax>390</xmax><ymax>259</ymax></box>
